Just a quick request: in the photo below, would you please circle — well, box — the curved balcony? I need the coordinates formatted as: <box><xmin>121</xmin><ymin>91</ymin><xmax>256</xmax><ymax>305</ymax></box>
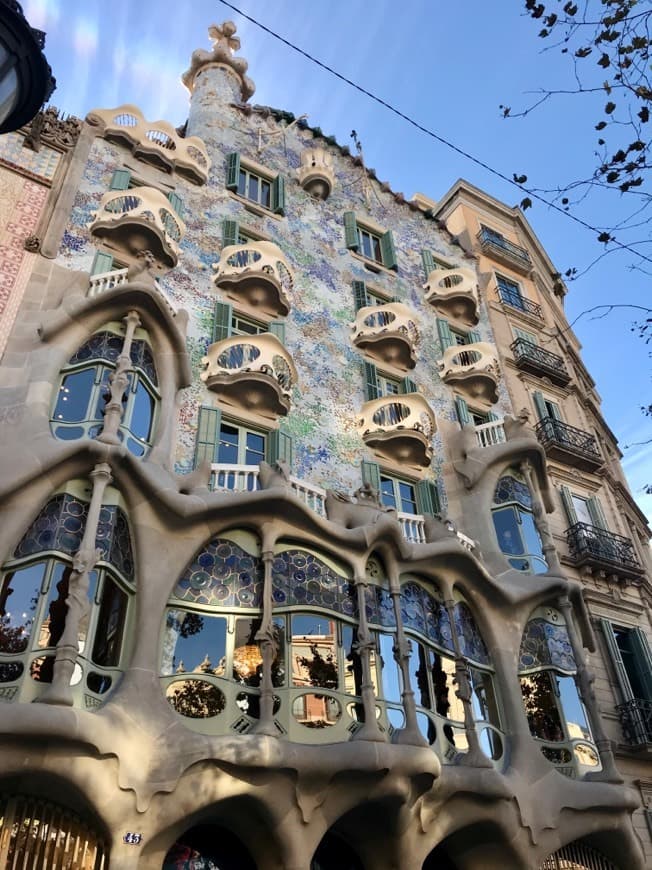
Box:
<box><xmin>358</xmin><ymin>394</ymin><xmax>436</xmax><ymax>470</ymax></box>
<box><xmin>201</xmin><ymin>334</ymin><xmax>298</xmax><ymax>421</ymax></box>
<box><xmin>297</xmin><ymin>147</ymin><xmax>335</xmax><ymax>199</ymax></box>
<box><xmin>423</xmin><ymin>266</ymin><xmax>479</xmax><ymax>325</ymax></box>
<box><xmin>89</xmin><ymin>187</ymin><xmax>185</xmax><ymax>271</ymax></box>
<box><xmin>438</xmin><ymin>342</ymin><xmax>500</xmax><ymax>405</ymax></box>
<box><xmin>351</xmin><ymin>302</ymin><xmax>418</xmax><ymax>371</ymax></box>
<box><xmin>86</xmin><ymin>104</ymin><xmax>210</xmax><ymax>184</ymax></box>
<box><xmin>214</xmin><ymin>242</ymin><xmax>293</xmax><ymax>319</ymax></box>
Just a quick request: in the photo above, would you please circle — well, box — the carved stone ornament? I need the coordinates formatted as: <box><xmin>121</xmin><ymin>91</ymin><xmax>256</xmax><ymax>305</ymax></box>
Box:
<box><xmin>23</xmin><ymin>234</ymin><xmax>41</xmax><ymax>253</ymax></box>
<box><xmin>182</xmin><ymin>21</ymin><xmax>256</xmax><ymax>100</ymax></box>
<box><xmin>23</xmin><ymin>106</ymin><xmax>82</xmax><ymax>152</ymax></box>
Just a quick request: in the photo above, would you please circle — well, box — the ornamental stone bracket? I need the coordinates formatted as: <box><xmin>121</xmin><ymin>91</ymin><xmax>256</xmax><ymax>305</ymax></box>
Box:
<box><xmin>424</xmin><ymin>266</ymin><xmax>480</xmax><ymax>326</ymax></box>
<box><xmin>351</xmin><ymin>302</ymin><xmax>418</xmax><ymax>373</ymax></box>
<box><xmin>214</xmin><ymin>241</ymin><xmax>293</xmax><ymax>319</ymax></box>
<box><xmin>358</xmin><ymin>394</ymin><xmax>436</xmax><ymax>471</ymax></box>
<box><xmin>182</xmin><ymin>21</ymin><xmax>256</xmax><ymax>101</ymax></box>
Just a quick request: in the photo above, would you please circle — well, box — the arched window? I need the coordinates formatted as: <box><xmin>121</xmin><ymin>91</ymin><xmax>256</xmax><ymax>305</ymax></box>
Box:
<box><xmin>519</xmin><ymin>607</ymin><xmax>599</xmax><ymax>778</ymax></box>
<box><xmin>492</xmin><ymin>470</ymin><xmax>547</xmax><ymax>574</ymax></box>
<box><xmin>51</xmin><ymin>325</ymin><xmax>159</xmax><ymax>457</ymax></box>
<box><xmin>539</xmin><ymin>839</ymin><xmax>619</xmax><ymax>869</ymax></box>
<box><xmin>0</xmin><ymin>484</ymin><xmax>135</xmax><ymax>705</ymax></box>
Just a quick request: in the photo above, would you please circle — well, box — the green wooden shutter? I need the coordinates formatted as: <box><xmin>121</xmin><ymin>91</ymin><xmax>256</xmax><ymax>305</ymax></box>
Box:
<box><xmin>361</xmin><ymin>460</ymin><xmax>381</xmax><ymax>492</ymax></box>
<box><xmin>271</xmin><ymin>174</ymin><xmax>286</xmax><ymax>215</ymax></box>
<box><xmin>344</xmin><ymin>212</ymin><xmax>359</xmax><ymax>250</ymax></box>
<box><xmin>399</xmin><ymin>376</ymin><xmax>417</xmax><ymax>394</ymax></box>
<box><xmin>91</xmin><ymin>252</ymin><xmax>114</xmax><ymax>275</ymax></box>
<box><xmin>455</xmin><ymin>396</ymin><xmax>470</xmax><ymax>426</ymax></box>
<box><xmin>222</xmin><ymin>219</ymin><xmax>240</xmax><ymax>248</ymax></box>
<box><xmin>364</xmin><ymin>362</ymin><xmax>380</xmax><ymax>401</ymax></box>
<box><xmin>630</xmin><ymin>629</ymin><xmax>652</xmax><ymax>701</ymax></box>
<box><xmin>600</xmin><ymin>619</ymin><xmax>634</xmax><ymax>702</ymax></box>
<box><xmin>213</xmin><ymin>301</ymin><xmax>233</xmax><ymax>343</ymax></box>
<box><xmin>267</xmin><ymin>429</ymin><xmax>294</xmax><ymax>468</ymax></box>
<box><xmin>194</xmin><ymin>405</ymin><xmax>222</xmax><ymax>468</ymax></box>
<box><xmin>467</xmin><ymin>329</ymin><xmax>481</xmax><ymax>345</ymax></box>
<box><xmin>560</xmin><ymin>486</ymin><xmax>578</xmax><ymax>524</ymax></box>
<box><xmin>269</xmin><ymin>320</ymin><xmax>285</xmax><ymax>343</ymax></box>
<box><xmin>421</xmin><ymin>250</ymin><xmax>436</xmax><ymax>279</ymax></box>
<box><xmin>436</xmin><ymin>317</ymin><xmax>455</xmax><ymax>352</ymax></box>
<box><xmin>532</xmin><ymin>390</ymin><xmax>548</xmax><ymax>421</ymax></box>
<box><xmin>109</xmin><ymin>169</ymin><xmax>131</xmax><ymax>190</ymax></box>
<box><xmin>587</xmin><ymin>496</ymin><xmax>608</xmax><ymax>530</ymax></box>
<box><xmin>167</xmin><ymin>192</ymin><xmax>183</xmax><ymax>218</ymax></box>
<box><xmin>514</xmin><ymin>326</ymin><xmax>537</xmax><ymax>345</ymax></box>
<box><xmin>548</xmin><ymin>400</ymin><xmax>562</xmax><ymax>421</ymax></box>
<box><xmin>391</xmin><ymin>294</ymin><xmax>402</xmax><ymax>304</ymax></box>
<box><xmin>416</xmin><ymin>480</ymin><xmax>441</xmax><ymax>517</ymax></box>
<box><xmin>353</xmin><ymin>280</ymin><xmax>369</xmax><ymax>310</ymax></box>
<box><xmin>226</xmin><ymin>152</ymin><xmax>240</xmax><ymax>190</ymax></box>
<box><xmin>380</xmin><ymin>230</ymin><xmax>398</xmax><ymax>271</ymax></box>
<box><xmin>487</xmin><ymin>411</ymin><xmax>500</xmax><ymax>422</ymax></box>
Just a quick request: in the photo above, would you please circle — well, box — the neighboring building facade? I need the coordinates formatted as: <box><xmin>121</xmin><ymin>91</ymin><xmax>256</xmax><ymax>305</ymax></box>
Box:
<box><xmin>0</xmin><ymin>21</ymin><xmax>650</xmax><ymax>870</ymax></box>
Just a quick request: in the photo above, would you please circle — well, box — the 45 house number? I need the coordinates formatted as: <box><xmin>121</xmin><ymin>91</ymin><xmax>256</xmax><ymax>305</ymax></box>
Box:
<box><xmin>123</xmin><ymin>832</ymin><xmax>143</xmax><ymax>845</ymax></box>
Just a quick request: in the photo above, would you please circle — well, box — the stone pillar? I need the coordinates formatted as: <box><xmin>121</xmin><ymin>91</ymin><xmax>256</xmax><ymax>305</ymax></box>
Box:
<box><xmin>520</xmin><ymin>459</ymin><xmax>561</xmax><ymax>574</ymax></box>
<box><xmin>98</xmin><ymin>310</ymin><xmax>140</xmax><ymax>445</ymax></box>
<box><xmin>252</xmin><ymin>525</ymin><xmax>278</xmax><ymax>737</ymax></box>
<box><xmin>351</xmin><ymin>569</ymin><xmax>386</xmax><ymax>742</ymax></box>
<box><xmin>38</xmin><ymin>462</ymin><xmax>112</xmax><ymax>706</ymax></box>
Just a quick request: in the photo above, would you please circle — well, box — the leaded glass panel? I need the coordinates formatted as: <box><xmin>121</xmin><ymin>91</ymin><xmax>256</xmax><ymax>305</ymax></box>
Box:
<box><xmin>271</xmin><ymin>550</ymin><xmax>355</xmax><ymax>615</ymax></box>
<box><xmin>494</xmin><ymin>474</ymin><xmax>533</xmax><ymax>509</ymax></box>
<box><xmin>453</xmin><ymin>602</ymin><xmax>489</xmax><ymax>665</ymax></box>
<box><xmin>400</xmin><ymin>582</ymin><xmax>453</xmax><ymax>652</ymax></box>
<box><xmin>519</xmin><ymin>617</ymin><xmax>576</xmax><ymax>673</ymax></box>
<box><xmin>174</xmin><ymin>539</ymin><xmax>264</xmax><ymax>609</ymax></box>
<box><xmin>14</xmin><ymin>494</ymin><xmax>88</xmax><ymax>558</ymax></box>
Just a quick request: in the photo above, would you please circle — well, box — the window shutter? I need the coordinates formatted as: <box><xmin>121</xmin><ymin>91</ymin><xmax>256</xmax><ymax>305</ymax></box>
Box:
<box><xmin>380</xmin><ymin>230</ymin><xmax>398</xmax><ymax>271</ymax></box>
<box><xmin>167</xmin><ymin>192</ymin><xmax>184</xmax><ymax>218</ymax></box>
<box><xmin>600</xmin><ymin>619</ymin><xmax>634</xmax><ymax>702</ymax></box>
<box><xmin>352</xmin><ymin>280</ymin><xmax>369</xmax><ymax>311</ymax></box>
<box><xmin>212</xmin><ymin>301</ymin><xmax>233</xmax><ymax>343</ymax></box>
<box><xmin>271</xmin><ymin>174</ymin><xmax>286</xmax><ymax>215</ymax></box>
<box><xmin>467</xmin><ymin>330</ymin><xmax>481</xmax><ymax>345</ymax></box>
<box><xmin>455</xmin><ymin>396</ymin><xmax>470</xmax><ymax>426</ymax></box>
<box><xmin>487</xmin><ymin>411</ymin><xmax>500</xmax><ymax>422</ymax></box>
<box><xmin>226</xmin><ymin>152</ymin><xmax>240</xmax><ymax>190</ymax></box>
<box><xmin>548</xmin><ymin>400</ymin><xmax>562</xmax><ymax>421</ymax></box>
<box><xmin>421</xmin><ymin>249</ymin><xmax>436</xmax><ymax>279</ymax></box>
<box><xmin>560</xmin><ymin>486</ymin><xmax>578</xmax><ymax>525</ymax></box>
<box><xmin>361</xmin><ymin>460</ymin><xmax>381</xmax><ymax>492</ymax></box>
<box><xmin>436</xmin><ymin>317</ymin><xmax>455</xmax><ymax>352</ymax></box>
<box><xmin>91</xmin><ymin>252</ymin><xmax>114</xmax><ymax>276</ymax></box>
<box><xmin>587</xmin><ymin>496</ymin><xmax>608</xmax><ymax>530</ymax></box>
<box><xmin>630</xmin><ymin>629</ymin><xmax>652</xmax><ymax>701</ymax></box>
<box><xmin>269</xmin><ymin>320</ymin><xmax>286</xmax><ymax>343</ymax></box>
<box><xmin>344</xmin><ymin>212</ymin><xmax>359</xmax><ymax>250</ymax></box>
<box><xmin>514</xmin><ymin>327</ymin><xmax>537</xmax><ymax>345</ymax></box>
<box><xmin>222</xmin><ymin>219</ymin><xmax>240</xmax><ymax>248</ymax></box>
<box><xmin>532</xmin><ymin>390</ymin><xmax>548</xmax><ymax>421</ymax></box>
<box><xmin>194</xmin><ymin>405</ymin><xmax>222</xmax><ymax>468</ymax></box>
<box><xmin>364</xmin><ymin>362</ymin><xmax>380</xmax><ymax>401</ymax></box>
<box><xmin>416</xmin><ymin>480</ymin><xmax>441</xmax><ymax>517</ymax></box>
<box><xmin>399</xmin><ymin>376</ymin><xmax>417</xmax><ymax>395</ymax></box>
<box><xmin>109</xmin><ymin>169</ymin><xmax>131</xmax><ymax>190</ymax></box>
<box><xmin>267</xmin><ymin>429</ymin><xmax>294</xmax><ymax>468</ymax></box>
<box><xmin>391</xmin><ymin>294</ymin><xmax>402</xmax><ymax>304</ymax></box>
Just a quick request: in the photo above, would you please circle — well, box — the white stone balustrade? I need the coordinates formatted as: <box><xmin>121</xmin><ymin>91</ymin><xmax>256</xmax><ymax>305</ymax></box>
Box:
<box><xmin>88</xmin><ymin>268</ymin><xmax>128</xmax><ymax>297</ymax></box>
<box><xmin>210</xmin><ymin>464</ymin><xmax>327</xmax><ymax>516</ymax></box>
<box><xmin>474</xmin><ymin>419</ymin><xmax>506</xmax><ymax>448</ymax></box>
<box><xmin>214</xmin><ymin>241</ymin><xmax>293</xmax><ymax>318</ymax></box>
<box><xmin>424</xmin><ymin>266</ymin><xmax>479</xmax><ymax>324</ymax></box>
<box><xmin>297</xmin><ymin>147</ymin><xmax>336</xmax><ymax>199</ymax></box>
<box><xmin>438</xmin><ymin>342</ymin><xmax>500</xmax><ymax>404</ymax></box>
<box><xmin>351</xmin><ymin>302</ymin><xmax>418</xmax><ymax>371</ymax></box>
<box><xmin>86</xmin><ymin>104</ymin><xmax>211</xmax><ymax>184</ymax></box>
<box><xmin>358</xmin><ymin>393</ymin><xmax>436</xmax><ymax>470</ymax></box>
<box><xmin>398</xmin><ymin>512</ymin><xmax>426</xmax><ymax>544</ymax></box>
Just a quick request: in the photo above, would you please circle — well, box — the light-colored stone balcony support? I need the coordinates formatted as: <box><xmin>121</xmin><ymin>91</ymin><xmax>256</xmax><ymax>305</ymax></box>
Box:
<box><xmin>424</xmin><ymin>266</ymin><xmax>479</xmax><ymax>325</ymax></box>
<box><xmin>214</xmin><ymin>241</ymin><xmax>293</xmax><ymax>319</ymax></box>
<box><xmin>351</xmin><ymin>302</ymin><xmax>418</xmax><ymax>372</ymax></box>
<box><xmin>358</xmin><ymin>394</ymin><xmax>436</xmax><ymax>470</ymax></box>
<box><xmin>297</xmin><ymin>147</ymin><xmax>336</xmax><ymax>199</ymax></box>
<box><xmin>86</xmin><ymin>104</ymin><xmax>211</xmax><ymax>184</ymax></box>
<box><xmin>89</xmin><ymin>187</ymin><xmax>185</xmax><ymax>272</ymax></box>
<box><xmin>201</xmin><ymin>333</ymin><xmax>298</xmax><ymax>422</ymax></box>
<box><xmin>438</xmin><ymin>342</ymin><xmax>500</xmax><ymax>405</ymax></box>
<box><xmin>87</xmin><ymin>267</ymin><xmax>178</xmax><ymax>315</ymax></box>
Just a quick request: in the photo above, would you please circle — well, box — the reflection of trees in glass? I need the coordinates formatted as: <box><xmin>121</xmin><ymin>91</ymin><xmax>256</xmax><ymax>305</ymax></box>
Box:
<box><xmin>299</xmin><ymin>644</ymin><xmax>338</xmax><ymax>690</ymax></box>
<box><xmin>0</xmin><ymin>616</ymin><xmax>29</xmax><ymax>654</ymax></box>
<box><xmin>520</xmin><ymin>673</ymin><xmax>564</xmax><ymax>742</ymax></box>
<box><xmin>167</xmin><ymin>680</ymin><xmax>225</xmax><ymax>719</ymax></box>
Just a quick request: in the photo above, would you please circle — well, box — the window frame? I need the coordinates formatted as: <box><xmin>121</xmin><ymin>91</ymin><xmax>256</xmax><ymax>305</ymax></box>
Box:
<box><xmin>216</xmin><ymin>419</ymin><xmax>267</xmax><ymax>468</ymax></box>
<box><xmin>379</xmin><ymin>474</ymin><xmax>418</xmax><ymax>515</ymax></box>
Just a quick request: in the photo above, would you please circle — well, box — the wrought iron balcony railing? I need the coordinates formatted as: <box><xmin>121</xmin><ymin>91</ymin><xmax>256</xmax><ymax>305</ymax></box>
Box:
<box><xmin>478</xmin><ymin>226</ymin><xmax>532</xmax><ymax>272</ymax></box>
<box><xmin>510</xmin><ymin>338</ymin><xmax>570</xmax><ymax>386</ymax></box>
<box><xmin>616</xmin><ymin>698</ymin><xmax>652</xmax><ymax>747</ymax></box>
<box><xmin>535</xmin><ymin>417</ymin><xmax>602</xmax><ymax>469</ymax></box>
<box><xmin>566</xmin><ymin>522</ymin><xmax>642</xmax><ymax>574</ymax></box>
<box><xmin>497</xmin><ymin>286</ymin><xmax>543</xmax><ymax>319</ymax></box>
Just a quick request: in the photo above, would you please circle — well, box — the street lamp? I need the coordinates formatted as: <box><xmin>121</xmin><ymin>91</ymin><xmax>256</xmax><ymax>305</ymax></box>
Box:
<box><xmin>0</xmin><ymin>0</ymin><xmax>55</xmax><ymax>134</ymax></box>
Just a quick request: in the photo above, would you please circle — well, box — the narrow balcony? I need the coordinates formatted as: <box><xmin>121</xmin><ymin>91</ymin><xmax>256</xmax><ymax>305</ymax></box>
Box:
<box><xmin>535</xmin><ymin>418</ymin><xmax>602</xmax><ymax>471</ymax></box>
<box><xmin>511</xmin><ymin>338</ymin><xmax>570</xmax><ymax>386</ymax></box>
<box><xmin>358</xmin><ymin>394</ymin><xmax>436</xmax><ymax>470</ymax></box>
<box><xmin>213</xmin><ymin>241</ymin><xmax>293</xmax><ymax>319</ymax></box>
<box><xmin>297</xmin><ymin>147</ymin><xmax>335</xmax><ymax>199</ymax></box>
<box><xmin>617</xmin><ymin>699</ymin><xmax>652</xmax><ymax>749</ymax></box>
<box><xmin>86</xmin><ymin>104</ymin><xmax>210</xmax><ymax>184</ymax></box>
<box><xmin>498</xmin><ymin>286</ymin><xmax>543</xmax><ymax>320</ymax></box>
<box><xmin>89</xmin><ymin>187</ymin><xmax>185</xmax><ymax>271</ymax></box>
<box><xmin>351</xmin><ymin>302</ymin><xmax>418</xmax><ymax>372</ymax></box>
<box><xmin>438</xmin><ymin>343</ymin><xmax>500</xmax><ymax>405</ymax></box>
<box><xmin>423</xmin><ymin>266</ymin><xmax>479</xmax><ymax>325</ymax></box>
<box><xmin>88</xmin><ymin>267</ymin><xmax>178</xmax><ymax>315</ymax></box>
<box><xmin>474</xmin><ymin>419</ymin><xmax>506</xmax><ymax>448</ymax></box>
<box><xmin>201</xmin><ymin>333</ymin><xmax>298</xmax><ymax>422</ymax></box>
<box><xmin>477</xmin><ymin>226</ymin><xmax>532</xmax><ymax>274</ymax></box>
<box><xmin>566</xmin><ymin>522</ymin><xmax>643</xmax><ymax>578</ymax></box>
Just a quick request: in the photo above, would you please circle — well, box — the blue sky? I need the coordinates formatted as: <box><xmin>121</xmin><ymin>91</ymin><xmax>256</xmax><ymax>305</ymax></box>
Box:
<box><xmin>27</xmin><ymin>0</ymin><xmax>651</xmax><ymax>519</ymax></box>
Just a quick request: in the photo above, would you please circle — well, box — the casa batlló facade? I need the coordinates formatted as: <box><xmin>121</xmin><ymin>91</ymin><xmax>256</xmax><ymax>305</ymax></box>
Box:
<box><xmin>0</xmin><ymin>21</ymin><xmax>651</xmax><ymax>870</ymax></box>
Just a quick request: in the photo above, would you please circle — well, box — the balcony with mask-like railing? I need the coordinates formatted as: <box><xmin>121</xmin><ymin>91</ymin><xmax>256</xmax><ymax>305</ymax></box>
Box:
<box><xmin>566</xmin><ymin>522</ymin><xmax>643</xmax><ymax>578</ymax></box>
<box><xmin>213</xmin><ymin>241</ymin><xmax>293</xmax><ymax>319</ymax></box>
<box><xmin>617</xmin><ymin>699</ymin><xmax>652</xmax><ymax>750</ymax></box>
<box><xmin>438</xmin><ymin>342</ymin><xmax>500</xmax><ymax>405</ymax></box>
<box><xmin>423</xmin><ymin>266</ymin><xmax>479</xmax><ymax>325</ymax></box>
<box><xmin>351</xmin><ymin>302</ymin><xmax>418</xmax><ymax>372</ymax></box>
<box><xmin>477</xmin><ymin>226</ymin><xmax>532</xmax><ymax>274</ymax></box>
<box><xmin>511</xmin><ymin>338</ymin><xmax>570</xmax><ymax>387</ymax></box>
<box><xmin>297</xmin><ymin>147</ymin><xmax>336</xmax><ymax>200</ymax></box>
<box><xmin>358</xmin><ymin>393</ymin><xmax>436</xmax><ymax>470</ymax></box>
<box><xmin>89</xmin><ymin>187</ymin><xmax>185</xmax><ymax>271</ymax></box>
<box><xmin>535</xmin><ymin>417</ymin><xmax>602</xmax><ymax>471</ymax></box>
<box><xmin>201</xmin><ymin>333</ymin><xmax>298</xmax><ymax>422</ymax></box>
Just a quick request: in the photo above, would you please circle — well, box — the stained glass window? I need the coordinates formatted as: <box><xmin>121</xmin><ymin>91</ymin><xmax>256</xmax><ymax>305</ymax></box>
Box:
<box><xmin>173</xmin><ymin>538</ymin><xmax>264</xmax><ymax>609</ymax></box>
<box><xmin>519</xmin><ymin>617</ymin><xmax>576</xmax><ymax>673</ymax></box>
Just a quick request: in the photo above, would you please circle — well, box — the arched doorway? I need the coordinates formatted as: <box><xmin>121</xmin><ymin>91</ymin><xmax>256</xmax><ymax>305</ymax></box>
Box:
<box><xmin>312</xmin><ymin>830</ymin><xmax>363</xmax><ymax>870</ymax></box>
<box><xmin>162</xmin><ymin>823</ymin><xmax>256</xmax><ymax>870</ymax></box>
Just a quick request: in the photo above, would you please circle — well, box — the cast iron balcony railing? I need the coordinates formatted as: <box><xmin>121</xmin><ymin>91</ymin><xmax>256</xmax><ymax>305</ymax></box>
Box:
<box><xmin>497</xmin><ymin>286</ymin><xmax>543</xmax><ymax>319</ymax></box>
<box><xmin>616</xmin><ymin>698</ymin><xmax>652</xmax><ymax>747</ymax></box>
<box><xmin>477</xmin><ymin>226</ymin><xmax>532</xmax><ymax>273</ymax></box>
<box><xmin>535</xmin><ymin>417</ymin><xmax>602</xmax><ymax>471</ymax></box>
<box><xmin>510</xmin><ymin>338</ymin><xmax>570</xmax><ymax>386</ymax></box>
<box><xmin>566</xmin><ymin>522</ymin><xmax>643</xmax><ymax>576</ymax></box>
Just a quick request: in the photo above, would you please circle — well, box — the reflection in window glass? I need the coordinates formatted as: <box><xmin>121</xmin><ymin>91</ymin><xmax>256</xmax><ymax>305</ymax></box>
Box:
<box><xmin>52</xmin><ymin>369</ymin><xmax>96</xmax><ymax>423</ymax></box>
<box><xmin>0</xmin><ymin>562</ymin><xmax>46</xmax><ymax>653</ymax></box>
<box><xmin>492</xmin><ymin>479</ymin><xmax>548</xmax><ymax>575</ymax></box>
<box><xmin>130</xmin><ymin>381</ymin><xmax>154</xmax><ymax>442</ymax></box>
<box><xmin>469</xmin><ymin>667</ymin><xmax>500</xmax><ymax>727</ymax></box>
<box><xmin>291</xmin><ymin>614</ymin><xmax>338</xmax><ymax>690</ymax></box>
<box><xmin>38</xmin><ymin>561</ymin><xmax>72</xmax><ymax>650</ymax></box>
<box><xmin>520</xmin><ymin>672</ymin><xmax>565</xmax><ymax>742</ymax></box>
<box><xmin>233</xmin><ymin>617</ymin><xmax>263</xmax><ymax>686</ymax></box>
<box><xmin>161</xmin><ymin>610</ymin><xmax>227</xmax><ymax>677</ymax></box>
<box><xmin>92</xmin><ymin>576</ymin><xmax>128</xmax><ymax>667</ymax></box>
<box><xmin>379</xmin><ymin>632</ymin><xmax>401</xmax><ymax>703</ymax></box>
<box><xmin>558</xmin><ymin>675</ymin><xmax>591</xmax><ymax>741</ymax></box>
